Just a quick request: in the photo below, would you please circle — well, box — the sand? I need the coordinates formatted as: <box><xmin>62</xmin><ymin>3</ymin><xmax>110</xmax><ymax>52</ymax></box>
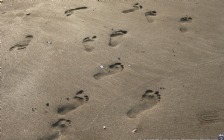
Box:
<box><xmin>1</xmin><ymin>0</ymin><xmax>224</xmax><ymax>139</ymax></box>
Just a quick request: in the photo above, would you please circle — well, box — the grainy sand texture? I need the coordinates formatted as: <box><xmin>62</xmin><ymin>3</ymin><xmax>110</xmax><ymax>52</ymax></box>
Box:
<box><xmin>1</xmin><ymin>0</ymin><xmax>224</xmax><ymax>140</ymax></box>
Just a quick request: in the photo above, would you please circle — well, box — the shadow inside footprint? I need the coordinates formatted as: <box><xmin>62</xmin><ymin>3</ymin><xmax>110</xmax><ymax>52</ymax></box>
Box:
<box><xmin>109</xmin><ymin>30</ymin><xmax>127</xmax><ymax>47</ymax></box>
<box><xmin>65</xmin><ymin>6</ymin><xmax>88</xmax><ymax>16</ymax></box>
<box><xmin>9</xmin><ymin>35</ymin><xmax>33</xmax><ymax>51</ymax></box>
<box><xmin>57</xmin><ymin>90</ymin><xmax>89</xmax><ymax>115</ymax></box>
<box><xmin>94</xmin><ymin>63</ymin><xmax>124</xmax><ymax>80</ymax></box>
<box><xmin>127</xmin><ymin>90</ymin><xmax>161</xmax><ymax>118</ymax></box>
<box><xmin>180</xmin><ymin>27</ymin><xmax>188</xmax><ymax>32</ymax></box>
<box><xmin>145</xmin><ymin>11</ymin><xmax>157</xmax><ymax>23</ymax></box>
<box><xmin>122</xmin><ymin>3</ymin><xmax>143</xmax><ymax>13</ymax></box>
<box><xmin>82</xmin><ymin>36</ymin><xmax>97</xmax><ymax>52</ymax></box>
<box><xmin>57</xmin><ymin>103</ymin><xmax>82</xmax><ymax>115</ymax></box>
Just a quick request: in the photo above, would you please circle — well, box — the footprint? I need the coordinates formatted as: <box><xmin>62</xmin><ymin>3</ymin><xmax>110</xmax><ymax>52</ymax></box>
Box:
<box><xmin>94</xmin><ymin>63</ymin><xmax>124</xmax><ymax>80</ymax></box>
<box><xmin>52</xmin><ymin>119</ymin><xmax>71</xmax><ymax>129</ymax></box>
<box><xmin>39</xmin><ymin>119</ymin><xmax>70</xmax><ymax>140</ymax></box>
<box><xmin>38</xmin><ymin>132</ymin><xmax>62</xmax><ymax>140</ymax></box>
<box><xmin>198</xmin><ymin>110</ymin><xmax>224</xmax><ymax>124</ymax></box>
<box><xmin>179</xmin><ymin>16</ymin><xmax>192</xmax><ymax>32</ymax></box>
<box><xmin>122</xmin><ymin>3</ymin><xmax>143</xmax><ymax>13</ymax></box>
<box><xmin>64</xmin><ymin>7</ymin><xmax>87</xmax><ymax>16</ymax></box>
<box><xmin>145</xmin><ymin>11</ymin><xmax>157</xmax><ymax>23</ymax></box>
<box><xmin>180</xmin><ymin>16</ymin><xmax>192</xmax><ymax>23</ymax></box>
<box><xmin>57</xmin><ymin>90</ymin><xmax>89</xmax><ymax>115</ymax></box>
<box><xmin>109</xmin><ymin>30</ymin><xmax>127</xmax><ymax>47</ymax></box>
<box><xmin>82</xmin><ymin>36</ymin><xmax>97</xmax><ymax>52</ymax></box>
<box><xmin>127</xmin><ymin>90</ymin><xmax>161</xmax><ymax>118</ymax></box>
<box><xmin>9</xmin><ymin>35</ymin><xmax>33</xmax><ymax>51</ymax></box>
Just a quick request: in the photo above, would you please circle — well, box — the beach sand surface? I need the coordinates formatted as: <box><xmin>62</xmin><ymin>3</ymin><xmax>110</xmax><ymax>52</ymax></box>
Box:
<box><xmin>1</xmin><ymin>0</ymin><xmax>224</xmax><ymax>139</ymax></box>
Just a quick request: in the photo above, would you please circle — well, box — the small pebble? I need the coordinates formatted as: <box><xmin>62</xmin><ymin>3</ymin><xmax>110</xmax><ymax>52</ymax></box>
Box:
<box><xmin>132</xmin><ymin>128</ymin><xmax>137</xmax><ymax>133</ymax></box>
<box><xmin>128</xmin><ymin>65</ymin><xmax>131</xmax><ymax>67</ymax></box>
<box><xmin>47</xmin><ymin>41</ymin><xmax>52</xmax><ymax>44</ymax></box>
<box><xmin>46</xmin><ymin>103</ymin><xmax>49</xmax><ymax>107</ymax></box>
<box><xmin>103</xmin><ymin>126</ymin><xmax>106</xmax><ymax>129</ymax></box>
<box><xmin>100</xmin><ymin>65</ymin><xmax>104</xmax><ymax>69</ymax></box>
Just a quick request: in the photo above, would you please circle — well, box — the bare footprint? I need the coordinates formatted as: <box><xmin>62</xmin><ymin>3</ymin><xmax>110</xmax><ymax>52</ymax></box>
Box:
<box><xmin>122</xmin><ymin>3</ymin><xmax>143</xmax><ymax>13</ymax></box>
<box><xmin>198</xmin><ymin>110</ymin><xmax>224</xmax><ymax>124</ymax></box>
<box><xmin>82</xmin><ymin>36</ymin><xmax>97</xmax><ymax>52</ymax></box>
<box><xmin>57</xmin><ymin>90</ymin><xmax>89</xmax><ymax>115</ymax></box>
<box><xmin>127</xmin><ymin>90</ymin><xmax>161</xmax><ymax>118</ymax></box>
<box><xmin>52</xmin><ymin>119</ymin><xmax>71</xmax><ymax>129</ymax></box>
<box><xmin>9</xmin><ymin>35</ymin><xmax>33</xmax><ymax>51</ymax></box>
<box><xmin>145</xmin><ymin>11</ymin><xmax>157</xmax><ymax>23</ymax></box>
<box><xmin>94</xmin><ymin>63</ymin><xmax>124</xmax><ymax>80</ymax></box>
<box><xmin>179</xmin><ymin>16</ymin><xmax>192</xmax><ymax>32</ymax></box>
<box><xmin>109</xmin><ymin>30</ymin><xmax>127</xmax><ymax>47</ymax></box>
<box><xmin>65</xmin><ymin>7</ymin><xmax>87</xmax><ymax>16</ymax></box>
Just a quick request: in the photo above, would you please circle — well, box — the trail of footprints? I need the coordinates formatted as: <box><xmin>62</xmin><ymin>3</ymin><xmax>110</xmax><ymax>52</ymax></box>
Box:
<box><xmin>9</xmin><ymin>4</ymin><xmax>198</xmax><ymax>139</ymax></box>
<box><xmin>40</xmin><ymin>90</ymin><xmax>89</xmax><ymax>140</ymax></box>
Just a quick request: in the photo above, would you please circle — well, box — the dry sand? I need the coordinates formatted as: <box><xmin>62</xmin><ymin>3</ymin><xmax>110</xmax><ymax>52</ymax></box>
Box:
<box><xmin>1</xmin><ymin>0</ymin><xmax>224</xmax><ymax>139</ymax></box>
